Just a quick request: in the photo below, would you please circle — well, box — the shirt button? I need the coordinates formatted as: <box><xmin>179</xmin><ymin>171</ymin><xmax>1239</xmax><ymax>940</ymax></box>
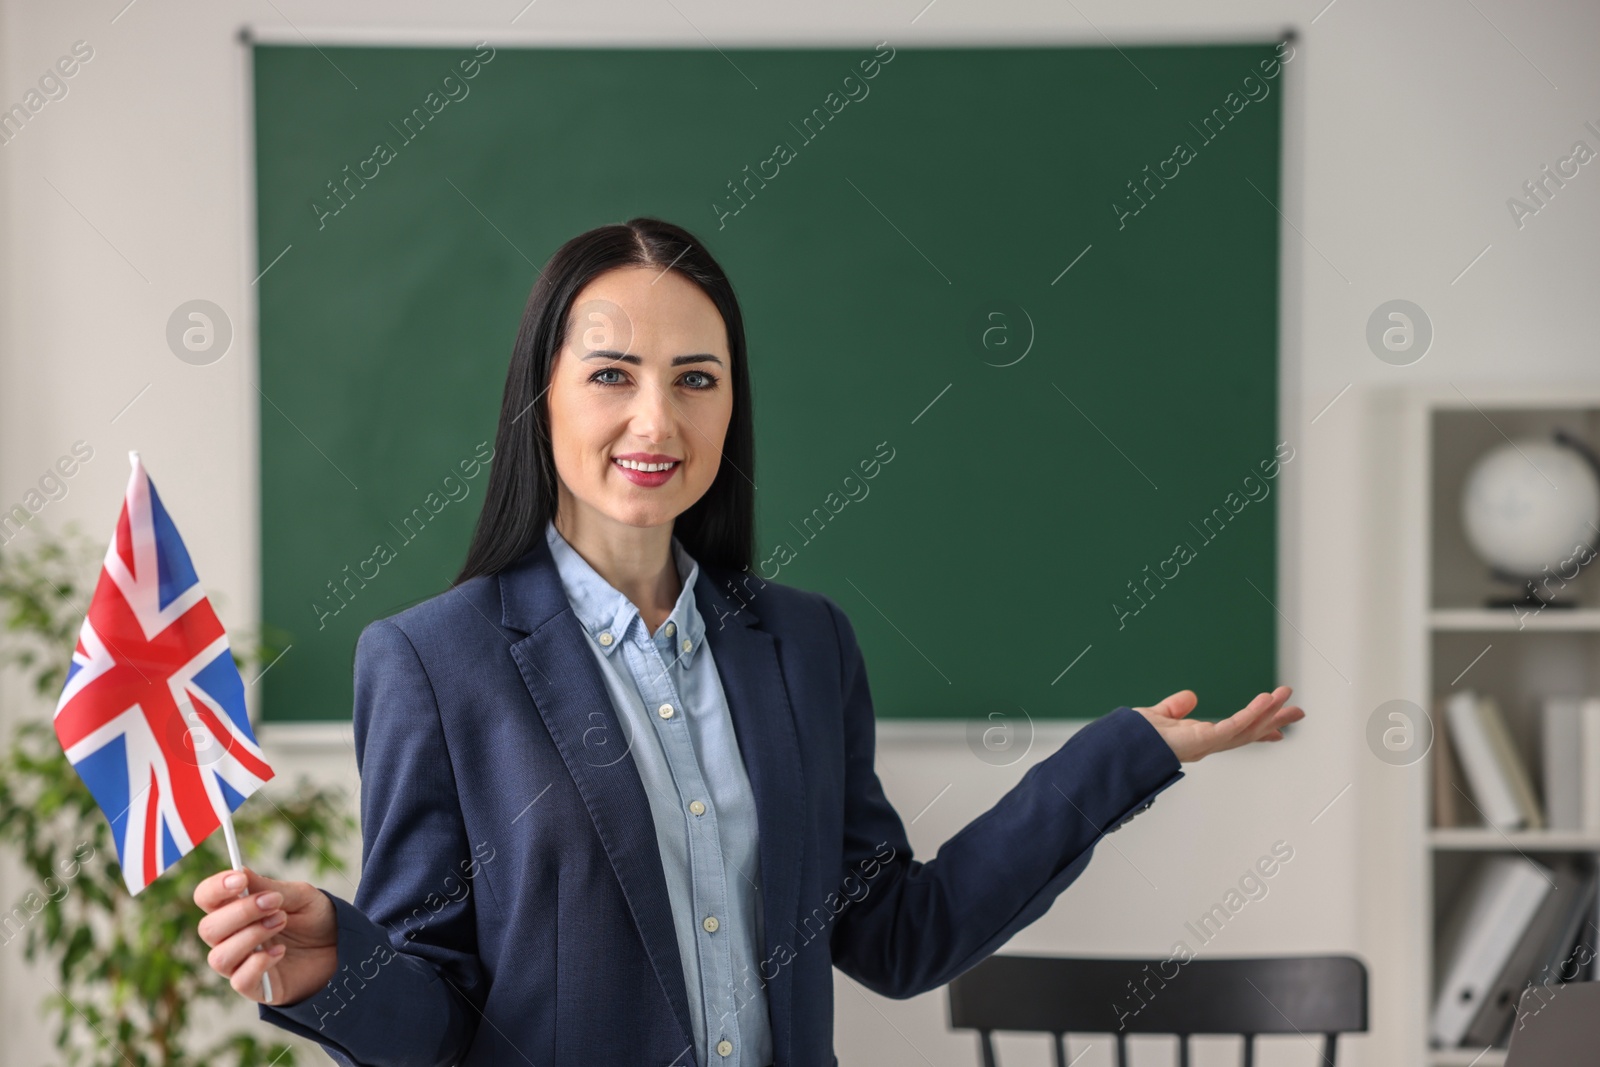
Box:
<box><xmin>702</xmin><ymin>915</ymin><xmax>719</xmax><ymax>933</ymax></box>
<box><xmin>689</xmin><ymin>800</ymin><xmax>706</xmax><ymax>816</ymax></box>
<box><xmin>681</xmin><ymin>638</ymin><xmax>692</xmax><ymax>653</ymax></box>
<box><xmin>597</xmin><ymin>631</ymin><xmax>613</xmax><ymax>647</ymax></box>
<box><xmin>665</xmin><ymin>621</ymin><xmax>676</xmax><ymax>636</ymax></box>
<box><xmin>658</xmin><ymin>703</ymin><xmax>675</xmax><ymax>720</ymax></box>
<box><xmin>716</xmin><ymin>1039</ymin><xmax>732</xmax><ymax>1057</ymax></box>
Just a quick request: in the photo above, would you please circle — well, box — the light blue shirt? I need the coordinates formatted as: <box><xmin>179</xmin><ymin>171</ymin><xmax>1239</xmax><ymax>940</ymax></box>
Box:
<box><xmin>545</xmin><ymin>520</ymin><xmax>772</xmax><ymax>1067</ymax></box>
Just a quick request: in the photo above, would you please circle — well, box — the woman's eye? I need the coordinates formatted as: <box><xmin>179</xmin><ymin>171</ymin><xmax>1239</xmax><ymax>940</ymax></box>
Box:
<box><xmin>587</xmin><ymin>368</ymin><xmax>720</xmax><ymax>389</ymax></box>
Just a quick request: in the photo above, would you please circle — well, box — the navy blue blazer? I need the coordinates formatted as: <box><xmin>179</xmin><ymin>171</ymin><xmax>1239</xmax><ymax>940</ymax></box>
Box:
<box><xmin>259</xmin><ymin>534</ymin><xmax>1185</xmax><ymax>1066</ymax></box>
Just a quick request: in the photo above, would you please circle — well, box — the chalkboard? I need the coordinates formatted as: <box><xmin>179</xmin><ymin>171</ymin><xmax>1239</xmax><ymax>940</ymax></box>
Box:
<box><xmin>252</xmin><ymin>40</ymin><xmax>1285</xmax><ymax>723</ymax></box>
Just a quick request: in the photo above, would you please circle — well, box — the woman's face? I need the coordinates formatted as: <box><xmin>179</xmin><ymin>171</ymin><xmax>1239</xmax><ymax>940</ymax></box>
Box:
<box><xmin>548</xmin><ymin>265</ymin><xmax>733</xmax><ymax>533</ymax></box>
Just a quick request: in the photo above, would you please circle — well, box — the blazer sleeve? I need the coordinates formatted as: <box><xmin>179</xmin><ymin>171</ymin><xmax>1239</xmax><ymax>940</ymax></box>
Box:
<box><xmin>823</xmin><ymin>597</ymin><xmax>1185</xmax><ymax>999</ymax></box>
<box><xmin>257</xmin><ymin>618</ymin><xmax>489</xmax><ymax>1067</ymax></box>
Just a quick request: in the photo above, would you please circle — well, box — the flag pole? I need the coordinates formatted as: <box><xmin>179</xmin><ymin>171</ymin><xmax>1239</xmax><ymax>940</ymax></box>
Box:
<box><xmin>218</xmin><ymin>800</ymin><xmax>275</xmax><ymax>1004</ymax></box>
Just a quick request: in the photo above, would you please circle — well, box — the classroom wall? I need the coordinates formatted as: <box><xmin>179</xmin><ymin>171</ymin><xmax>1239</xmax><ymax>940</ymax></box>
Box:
<box><xmin>2</xmin><ymin>2</ymin><xmax>1597</xmax><ymax>1065</ymax></box>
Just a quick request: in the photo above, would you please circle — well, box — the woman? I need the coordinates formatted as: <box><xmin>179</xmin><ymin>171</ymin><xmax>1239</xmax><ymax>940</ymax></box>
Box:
<box><xmin>194</xmin><ymin>218</ymin><xmax>1303</xmax><ymax>1067</ymax></box>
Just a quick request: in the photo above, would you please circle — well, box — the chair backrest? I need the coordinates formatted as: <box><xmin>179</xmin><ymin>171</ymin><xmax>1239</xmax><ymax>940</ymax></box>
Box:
<box><xmin>947</xmin><ymin>954</ymin><xmax>1368</xmax><ymax>1067</ymax></box>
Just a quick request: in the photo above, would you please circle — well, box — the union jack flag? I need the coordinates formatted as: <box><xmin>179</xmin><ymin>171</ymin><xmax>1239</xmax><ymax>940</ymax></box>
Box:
<box><xmin>53</xmin><ymin>453</ymin><xmax>274</xmax><ymax>895</ymax></box>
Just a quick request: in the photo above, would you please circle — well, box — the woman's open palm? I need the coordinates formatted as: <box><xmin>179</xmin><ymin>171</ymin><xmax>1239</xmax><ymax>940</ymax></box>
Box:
<box><xmin>1133</xmin><ymin>686</ymin><xmax>1304</xmax><ymax>763</ymax></box>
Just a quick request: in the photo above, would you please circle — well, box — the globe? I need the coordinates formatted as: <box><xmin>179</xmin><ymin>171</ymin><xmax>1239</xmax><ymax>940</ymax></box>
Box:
<box><xmin>1460</xmin><ymin>435</ymin><xmax>1600</xmax><ymax>603</ymax></box>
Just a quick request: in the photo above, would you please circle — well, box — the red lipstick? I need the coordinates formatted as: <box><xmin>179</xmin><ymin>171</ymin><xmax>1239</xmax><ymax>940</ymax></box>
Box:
<box><xmin>612</xmin><ymin>453</ymin><xmax>681</xmax><ymax>488</ymax></box>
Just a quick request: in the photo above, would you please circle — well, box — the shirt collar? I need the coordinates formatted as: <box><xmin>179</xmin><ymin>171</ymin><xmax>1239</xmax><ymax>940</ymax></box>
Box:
<box><xmin>543</xmin><ymin>519</ymin><xmax>706</xmax><ymax>668</ymax></box>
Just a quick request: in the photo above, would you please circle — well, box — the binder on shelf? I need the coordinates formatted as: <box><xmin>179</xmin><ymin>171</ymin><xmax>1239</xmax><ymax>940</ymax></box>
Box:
<box><xmin>1430</xmin><ymin>854</ymin><xmax>1554</xmax><ymax>1048</ymax></box>
<box><xmin>1445</xmin><ymin>690</ymin><xmax>1544</xmax><ymax>831</ymax></box>
<box><xmin>1463</xmin><ymin>861</ymin><xmax>1590</xmax><ymax>1048</ymax></box>
<box><xmin>1549</xmin><ymin>893</ymin><xmax>1600</xmax><ymax>983</ymax></box>
<box><xmin>1531</xmin><ymin>870</ymin><xmax>1598</xmax><ymax>988</ymax></box>
<box><xmin>1592</xmin><ymin>889</ymin><xmax>1600</xmax><ymax>982</ymax></box>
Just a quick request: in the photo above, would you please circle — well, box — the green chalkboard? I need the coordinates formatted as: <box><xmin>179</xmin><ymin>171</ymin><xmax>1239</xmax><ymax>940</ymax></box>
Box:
<box><xmin>253</xmin><ymin>40</ymin><xmax>1285</xmax><ymax>723</ymax></box>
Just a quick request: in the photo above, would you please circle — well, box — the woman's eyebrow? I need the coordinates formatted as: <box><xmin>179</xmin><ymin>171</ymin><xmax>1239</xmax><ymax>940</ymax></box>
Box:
<box><xmin>581</xmin><ymin>350</ymin><xmax>724</xmax><ymax>367</ymax></box>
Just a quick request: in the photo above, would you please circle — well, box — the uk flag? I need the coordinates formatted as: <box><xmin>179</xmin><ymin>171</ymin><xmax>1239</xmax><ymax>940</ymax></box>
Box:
<box><xmin>53</xmin><ymin>453</ymin><xmax>275</xmax><ymax>895</ymax></box>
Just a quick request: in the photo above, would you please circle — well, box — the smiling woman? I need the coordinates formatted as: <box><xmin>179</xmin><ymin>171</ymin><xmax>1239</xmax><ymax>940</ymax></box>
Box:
<box><xmin>193</xmin><ymin>216</ymin><xmax>1304</xmax><ymax>1067</ymax></box>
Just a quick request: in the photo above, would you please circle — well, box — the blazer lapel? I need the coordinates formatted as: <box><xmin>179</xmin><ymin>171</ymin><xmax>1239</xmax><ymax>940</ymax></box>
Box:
<box><xmin>695</xmin><ymin>568</ymin><xmax>808</xmax><ymax>1067</ymax></box>
<box><xmin>499</xmin><ymin>536</ymin><xmax>696</xmax><ymax>1058</ymax></box>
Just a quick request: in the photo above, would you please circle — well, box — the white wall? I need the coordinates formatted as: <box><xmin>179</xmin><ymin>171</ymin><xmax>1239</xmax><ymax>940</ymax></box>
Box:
<box><xmin>3</xmin><ymin>1</ymin><xmax>1598</xmax><ymax>1064</ymax></box>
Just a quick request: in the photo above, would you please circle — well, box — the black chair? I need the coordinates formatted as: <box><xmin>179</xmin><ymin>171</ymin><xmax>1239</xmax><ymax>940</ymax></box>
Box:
<box><xmin>947</xmin><ymin>954</ymin><xmax>1368</xmax><ymax>1067</ymax></box>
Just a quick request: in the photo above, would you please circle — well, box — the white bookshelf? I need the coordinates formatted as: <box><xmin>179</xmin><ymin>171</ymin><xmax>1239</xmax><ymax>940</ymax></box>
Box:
<box><xmin>1428</xmin><ymin>608</ymin><xmax>1600</xmax><ymax>632</ymax></box>
<box><xmin>1406</xmin><ymin>388</ymin><xmax>1600</xmax><ymax>1066</ymax></box>
<box><xmin>1428</xmin><ymin>828</ymin><xmax>1600</xmax><ymax>851</ymax></box>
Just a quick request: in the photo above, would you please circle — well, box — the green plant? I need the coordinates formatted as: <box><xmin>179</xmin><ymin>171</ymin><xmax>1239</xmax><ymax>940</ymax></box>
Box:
<box><xmin>0</xmin><ymin>522</ymin><xmax>355</xmax><ymax>1066</ymax></box>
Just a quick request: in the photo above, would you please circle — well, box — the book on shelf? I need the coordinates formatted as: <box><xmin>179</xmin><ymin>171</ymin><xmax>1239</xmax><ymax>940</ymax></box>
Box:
<box><xmin>1589</xmin><ymin>703</ymin><xmax>1600</xmax><ymax>835</ymax></box>
<box><xmin>1540</xmin><ymin>695</ymin><xmax>1600</xmax><ymax>831</ymax></box>
<box><xmin>1432</xmin><ymin>694</ymin><xmax>1464</xmax><ymax>828</ymax></box>
<box><xmin>1441</xmin><ymin>690</ymin><xmax>1544</xmax><ymax>831</ymax></box>
<box><xmin>1542</xmin><ymin>697</ymin><xmax>1583</xmax><ymax>830</ymax></box>
<box><xmin>1430</xmin><ymin>854</ymin><xmax>1553</xmax><ymax>1047</ymax></box>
